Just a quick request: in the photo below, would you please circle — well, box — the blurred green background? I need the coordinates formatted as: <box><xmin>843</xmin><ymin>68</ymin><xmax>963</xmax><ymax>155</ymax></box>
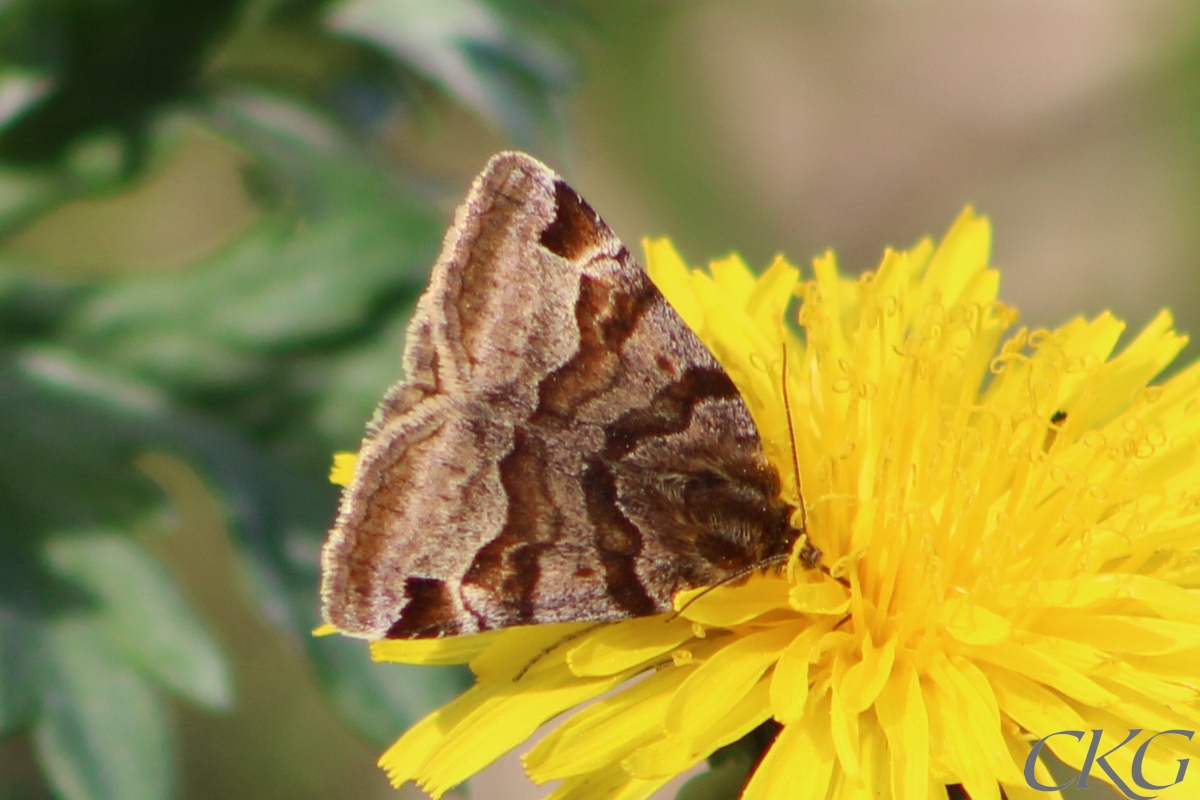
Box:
<box><xmin>1</xmin><ymin>1</ymin><xmax>1197</xmax><ymax>799</ymax></box>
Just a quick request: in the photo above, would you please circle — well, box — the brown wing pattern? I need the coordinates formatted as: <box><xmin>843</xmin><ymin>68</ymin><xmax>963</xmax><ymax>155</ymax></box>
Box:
<box><xmin>320</xmin><ymin>152</ymin><xmax>802</xmax><ymax>639</ymax></box>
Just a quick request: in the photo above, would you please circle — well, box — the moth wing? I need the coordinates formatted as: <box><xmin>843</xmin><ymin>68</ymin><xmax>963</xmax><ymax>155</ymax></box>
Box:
<box><xmin>320</xmin><ymin>152</ymin><xmax>793</xmax><ymax>640</ymax></box>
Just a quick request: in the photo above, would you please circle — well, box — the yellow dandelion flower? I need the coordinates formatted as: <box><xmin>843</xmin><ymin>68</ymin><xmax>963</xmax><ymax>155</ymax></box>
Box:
<box><xmin>368</xmin><ymin>209</ymin><xmax>1200</xmax><ymax>800</ymax></box>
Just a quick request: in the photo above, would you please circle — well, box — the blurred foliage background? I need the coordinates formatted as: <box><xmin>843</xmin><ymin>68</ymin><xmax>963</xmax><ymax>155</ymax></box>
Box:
<box><xmin>1</xmin><ymin>1</ymin><xmax>1198</xmax><ymax>799</ymax></box>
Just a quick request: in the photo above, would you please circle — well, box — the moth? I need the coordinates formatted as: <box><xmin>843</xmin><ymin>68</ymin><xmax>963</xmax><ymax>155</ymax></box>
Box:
<box><xmin>320</xmin><ymin>152</ymin><xmax>819</xmax><ymax>640</ymax></box>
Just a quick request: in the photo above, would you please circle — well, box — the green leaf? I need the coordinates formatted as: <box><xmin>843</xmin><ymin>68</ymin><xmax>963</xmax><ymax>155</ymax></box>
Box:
<box><xmin>0</xmin><ymin>351</ymin><xmax>167</xmax><ymax>535</ymax></box>
<box><xmin>310</xmin><ymin>307</ymin><xmax>412</xmax><ymax>446</ymax></box>
<box><xmin>327</xmin><ymin>0</ymin><xmax>572</xmax><ymax>148</ymax></box>
<box><xmin>677</xmin><ymin>721</ymin><xmax>778</xmax><ymax>800</ymax></box>
<box><xmin>44</xmin><ymin>532</ymin><xmax>232</xmax><ymax>710</ymax></box>
<box><xmin>171</xmin><ymin>427</ymin><xmax>471</xmax><ymax>742</ymax></box>
<box><xmin>69</xmin><ymin>198</ymin><xmax>433</xmax><ymax>357</ymax></box>
<box><xmin>675</xmin><ymin>757</ymin><xmax>754</xmax><ymax>800</ymax></box>
<box><xmin>0</xmin><ymin>605</ymin><xmax>39</xmax><ymax>734</ymax></box>
<box><xmin>62</xmin><ymin>97</ymin><xmax>443</xmax><ymax>452</ymax></box>
<box><xmin>0</xmin><ymin>69</ymin><xmax>52</xmax><ymax>131</ymax></box>
<box><xmin>0</xmin><ymin>269</ymin><xmax>83</xmax><ymax>346</ymax></box>
<box><xmin>0</xmin><ymin>0</ymin><xmax>244</xmax><ymax>169</ymax></box>
<box><xmin>74</xmin><ymin>96</ymin><xmax>440</xmax><ymax>347</ymax></box>
<box><xmin>34</xmin><ymin>621</ymin><xmax>173</xmax><ymax>800</ymax></box>
<box><xmin>314</xmin><ymin>634</ymin><xmax>472</xmax><ymax>748</ymax></box>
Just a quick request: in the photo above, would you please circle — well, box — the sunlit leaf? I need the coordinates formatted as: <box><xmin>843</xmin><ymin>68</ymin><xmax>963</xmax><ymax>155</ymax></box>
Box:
<box><xmin>61</xmin><ymin>96</ymin><xmax>442</xmax><ymax>452</ymax></box>
<box><xmin>0</xmin><ymin>351</ymin><xmax>167</xmax><ymax>535</ymax></box>
<box><xmin>174</xmin><ymin>420</ymin><xmax>472</xmax><ymax>741</ymax></box>
<box><xmin>45</xmin><ymin>532</ymin><xmax>233</xmax><ymax>710</ymax></box>
<box><xmin>34</xmin><ymin>621</ymin><xmax>173</xmax><ymax>800</ymax></box>
<box><xmin>676</xmin><ymin>759</ymin><xmax>753</xmax><ymax>800</ymax></box>
<box><xmin>328</xmin><ymin>0</ymin><xmax>572</xmax><ymax>147</ymax></box>
<box><xmin>314</xmin><ymin>634</ymin><xmax>473</xmax><ymax>748</ymax></box>
<box><xmin>0</xmin><ymin>604</ymin><xmax>38</xmax><ymax>734</ymax></box>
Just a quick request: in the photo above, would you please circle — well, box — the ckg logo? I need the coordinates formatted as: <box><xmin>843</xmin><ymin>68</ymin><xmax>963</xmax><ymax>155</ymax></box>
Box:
<box><xmin>1025</xmin><ymin>729</ymin><xmax>1194</xmax><ymax>799</ymax></box>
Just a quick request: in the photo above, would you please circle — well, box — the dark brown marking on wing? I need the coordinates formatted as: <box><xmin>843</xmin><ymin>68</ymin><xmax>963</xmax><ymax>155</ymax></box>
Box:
<box><xmin>341</xmin><ymin>421</ymin><xmax>448</xmax><ymax>622</ymax></box>
<box><xmin>539</xmin><ymin>179</ymin><xmax>604</xmax><ymax>260</ymax></box>
<box><xmin>574</xmin><ymin>368</ymin><xmax>751</xmax><ymax>614</ymax></box>
<box><xmin>581</xmin><ymin>459</ymin><xmax>657</xmax><ymax>616</ymax></box>
<box><xmin>655</xmin><ymin>353</ymin><xmax>677</xmax><ymax>377</ymax></box>
<box><xmin>386</xmin><ymin>577</ymin><xmax>462</xmax><ymax>638</ymax></box>
<box><xmin>598</xmin><ymin>368</ymin><xmax>800</xmax><ymax>588</ymax></box>
<box><xmin>602</xmin><ymin>367</ymin><xmax>741</xmax><ymax>459</ymax></box>
<box><xmin>461</xmin><ymin>426</ymin><xmax>560</xmax><ymax>625</ymax></box>
<box><xmin>534</xmin><ymin>271</ymin><xmax>658</xmax><ymax>422</ymax></box>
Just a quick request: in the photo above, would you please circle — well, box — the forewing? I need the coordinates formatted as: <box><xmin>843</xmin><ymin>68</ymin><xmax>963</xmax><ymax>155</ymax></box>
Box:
<box><xmin>320</xmin><ymin>152</ymin><xmax>793</xmax><ymax>640</ymax></box>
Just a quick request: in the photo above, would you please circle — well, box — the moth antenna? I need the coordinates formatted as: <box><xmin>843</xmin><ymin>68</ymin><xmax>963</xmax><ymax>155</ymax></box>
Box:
<box><xmin>512</xmin><ymin>622</ymin><xmax>605</xmax><ymax>683</ymax></box>
<box><xmin>666</xmin><ymin>553</ymin><xmax>791</xmax><ymax>622</ymax></box>
<box><xmin>781</xmin><ymin>342</ymin><xmax>808</xmax><ymax>535</ymax></box>
<box><xmin>781</xmin><ymin>343</ymin><xmax>849</xmax><ymax>588</ymax></box>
